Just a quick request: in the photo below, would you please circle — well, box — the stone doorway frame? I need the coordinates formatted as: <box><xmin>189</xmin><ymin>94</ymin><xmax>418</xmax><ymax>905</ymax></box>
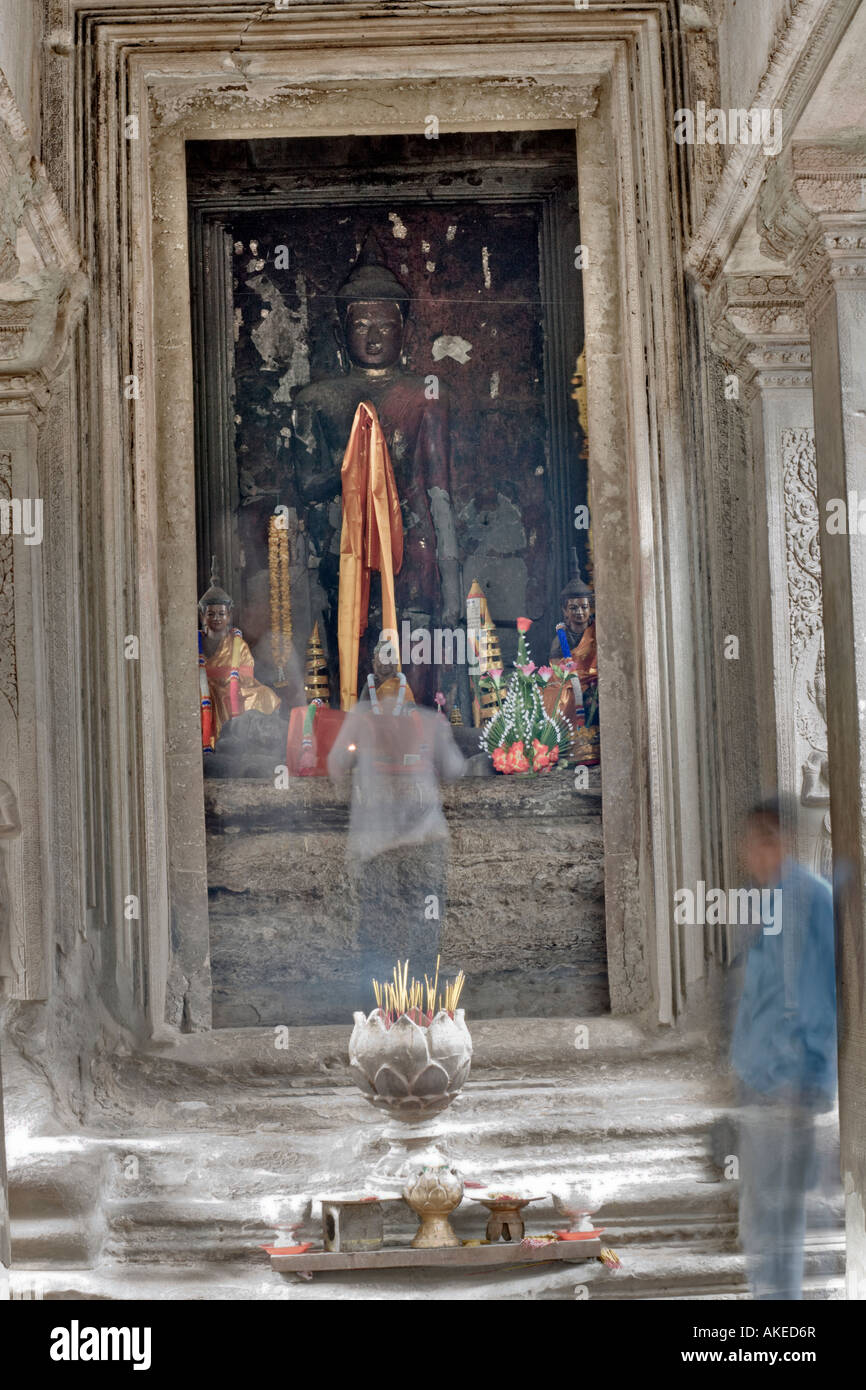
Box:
<box><xmin>72</xmin><ymin>6</ymin><xmax>704</xmax><ymax>1034</ymax></box>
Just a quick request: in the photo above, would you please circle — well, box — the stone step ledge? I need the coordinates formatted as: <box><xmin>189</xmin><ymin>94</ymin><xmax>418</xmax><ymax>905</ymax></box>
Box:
<box><xmin>133</xmin><ymin>1016</ymin><xmax>711</xmax><ymax>1080</ymax></box>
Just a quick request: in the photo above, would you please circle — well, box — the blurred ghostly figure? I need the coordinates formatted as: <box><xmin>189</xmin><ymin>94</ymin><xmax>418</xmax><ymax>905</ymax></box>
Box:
<box><xmin>731</xmin><ymin>795</ymin><xmax>837</xmax><ymax>1300</ymax></box>
<box><xmin>328</xmin><ymin>690</ymin><xmax>464</xmax><ymax>983</ymax></box>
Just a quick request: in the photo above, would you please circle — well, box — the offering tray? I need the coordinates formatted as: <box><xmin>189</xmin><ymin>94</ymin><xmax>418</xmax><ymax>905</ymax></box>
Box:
<box><xmin>269</xmin><ymin>1234</ymin><xmax>601</xmax><ymax>1275</ymax></box>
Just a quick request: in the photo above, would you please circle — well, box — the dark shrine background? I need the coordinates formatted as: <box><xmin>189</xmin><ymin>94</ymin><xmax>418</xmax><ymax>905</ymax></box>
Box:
<box><xmin>187</xmin><ymin>130</ymin><xmax>587</xmax><ymax>696</ymax></box>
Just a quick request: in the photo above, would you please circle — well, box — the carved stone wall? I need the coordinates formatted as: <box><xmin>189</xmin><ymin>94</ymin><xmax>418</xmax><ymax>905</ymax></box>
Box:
<box><xmin>0</xmin><ymin>448</ymin><xmax>22</xmax><ymax>1000</ymax></box>
<box><xmin>688</xmin><ymin>294</ymin><xmax>762</xmax><ymax>923</ymax></box>
<box><xmin>0</xmin><ymin>0</ymin><xmax>850</xmax><ymax>1034</ymax></box>
<box><xmin>0</xmin><ymin>0</ymin><xmax>40</xmax><ymax>149</ymax></box>
<box><xmin>782</xmin><ymin>425</ymin><xmax>831</xmax><ymax>873</ymax></box>
<box><xmin>783</xmin><ymin>427</ymin><xmax>823</xmax><ymax>720</ymax></box>
<box><xmin>716</xmin><ymin>0</ymin><xmax>795</xmax><ymax>113</ymax></box>
<box><xmin>0</xmin><ymin>451</ymin><xmax>17</xmax><ymax>720</ymax></box>
<box><xmin>686</xmin><ymin>0</ymin><xmax>860</xmax><ymax>287</ymax></box>
<box><xmin>0</xmin><ymin>0</ymin><xmax>860</xmax><ymax>1303</ymax></box>
<box><xmin>0</xmin><ymin>59</ymin><xmax>86</xmax><ymax>1057</ymax></box>
<box><xmin>9</xmin><ymin>0</ymin><xmax>842</xmax><ymax>1051</ymax></box>
<box><xmin>684</xmin><ymin>0</ymin><xmax>866</xmax><ymax>1288</ymax></box>
<box><xmin>49</xmin><ymin>5</ymin><xmax>709</xmax><ymax>1035</ymax></box>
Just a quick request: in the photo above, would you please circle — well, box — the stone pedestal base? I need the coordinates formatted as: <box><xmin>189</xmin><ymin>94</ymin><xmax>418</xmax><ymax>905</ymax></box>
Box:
<box><xmin>206</xmin><ymin>770</ymin><xmax>607</xmax><ymax>1026</ymax></box>
<box><xmin>367</xmin><ymin>1117</ymin><xmax>452</xmax><ymax>1194</ymax></box>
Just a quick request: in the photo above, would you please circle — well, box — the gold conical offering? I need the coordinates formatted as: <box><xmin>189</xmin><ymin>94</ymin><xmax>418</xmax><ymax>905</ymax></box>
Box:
<box><xmin>268</xmin><ymin>514</ymin><xmax>293</xmax><ymax>686</ymax></box>
<box><xmin>467</xmin><ymin>579</ymin><xmax>502</xmax><ymax>724</ymax></box>
<box><xmin>481</xmin><ymin>616</ymin><xmax>502</xmax><ymax>674</ymax></box>
<box><xmin>304</xmin><ymin>621</ymin><xmax>330</xmax><ymax>703</ymax></box>
<box><xmin>477</xmin><ymin>617</ymin><xmax>503</xmax><ymax>722</ymax></box>
<box><xmin>466</xmin><ymin>578</ymin><xmax>486</xmax><ymax>628</ymax></box>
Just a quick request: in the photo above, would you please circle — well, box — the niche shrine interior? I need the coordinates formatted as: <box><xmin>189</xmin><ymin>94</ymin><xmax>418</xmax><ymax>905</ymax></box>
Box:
<box><xmin>189</xmin><ymin>130</ymin><xmax>606</xmax><ymax>1026</ymax></box>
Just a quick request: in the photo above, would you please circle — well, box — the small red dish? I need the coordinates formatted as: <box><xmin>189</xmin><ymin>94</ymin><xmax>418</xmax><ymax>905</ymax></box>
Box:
<box><xmin>555</xmin><ymin>1229</ymin><xmax>605</xmax><ymax>1241</ymax></box>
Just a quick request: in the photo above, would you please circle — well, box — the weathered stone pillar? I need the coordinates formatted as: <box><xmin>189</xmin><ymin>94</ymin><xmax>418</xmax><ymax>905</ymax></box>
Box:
<box><xmin>797</xmin><ymin>144</ymin><xmax>866</xmax><ymax>1297</ymax></box>
<box><xmin>746</xmin><ymin>325</ymin><xmax>827</xmax><ymax>869</ymax></box>
<box><xmin>709</xmin><ymin>274</ymin><xmax>819</xmax><ymax>807</ymax></box>
<box><xmin>749</xmin><ymin>339</ymin><xmax>818</xmax><ymax>795</ymax></box>
<box><xmin>0</xmin><ymin>1088</ymin><xmax>7</xmax><ymax>1279</ymax></box>
<box><xmin>0</xmin><ymin>74</ymin><xmax>86</xmax><ymax>1002</ymax></box>
<box><xmin>575</xmin><ymin>79</ymin><xmax>655</xmax><ymax>1017</ymax></box>
<box><xmin>0</xmin><ymin>1039</ymin><xmax>9</xmax><ymax>1281</ymax></box>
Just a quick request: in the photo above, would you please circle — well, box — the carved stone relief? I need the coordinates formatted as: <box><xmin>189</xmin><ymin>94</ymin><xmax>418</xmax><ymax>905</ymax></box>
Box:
<box><xmin>784</xmin><ymin>427</ymin><xmax>822</xmax><ymax>667</ymax></box>
<box><xmin>782</xmin><ymin>426</ymin><xmax>831</xmax><ymax>871</ymax></box>
<box><xmin>0</xmin><ymin>71</ymin><xmax>86</xmax><ymax>390</ymax></box>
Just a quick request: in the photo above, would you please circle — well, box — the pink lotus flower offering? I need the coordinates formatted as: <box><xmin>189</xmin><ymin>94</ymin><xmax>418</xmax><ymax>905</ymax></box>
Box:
<box><xmin>480</xmin><ymin>621</ymin><xmax>572</xmax><ymax>775</ymax></box>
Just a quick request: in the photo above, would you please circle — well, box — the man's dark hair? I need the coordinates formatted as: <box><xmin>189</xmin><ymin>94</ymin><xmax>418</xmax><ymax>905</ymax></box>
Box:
<box><xmin>745</xmin><ymin>793</ymin><xmax>800</xmax><ymax>837</ymax></box>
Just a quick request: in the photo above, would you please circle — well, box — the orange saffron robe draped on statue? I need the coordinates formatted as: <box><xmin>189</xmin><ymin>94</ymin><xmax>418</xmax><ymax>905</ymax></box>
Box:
<box><xmin>338</xmin><ymin>401</ymin><xmax>404</xmax><ymax>710</ymax></box>
<box><xmin>572</xmin><ymin>624</ymin><xmax>598</xmax><ymax>689</ymax></box>
<box><xmin>205</xmin><ymin>630</ymin><xmax>281</xmax><ymax>740</ymax></box>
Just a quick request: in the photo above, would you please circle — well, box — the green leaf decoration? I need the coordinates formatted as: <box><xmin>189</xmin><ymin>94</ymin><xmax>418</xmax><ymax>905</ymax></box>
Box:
<box><xmin>479</xmin><ymin>626</ymin><xmax>574</xmax><ymax>772</ymax></box>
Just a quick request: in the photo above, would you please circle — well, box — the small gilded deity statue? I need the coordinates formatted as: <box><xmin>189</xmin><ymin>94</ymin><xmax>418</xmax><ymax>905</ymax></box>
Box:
<box><xmin>547</xmin><ymin>576</ymin><xmax>599</xmax><ymax>765</ymax></box>
<box><xmin>198</xmin><ymin>579</ymin><xmax>281</xmax><ymax>750</ymax></box>
<box><xmin>359</xmin><ymin>635</ymin><xmax>416</xmax><ymax>709</ymax></box>
<box><xmin>550</xmin><ymin>576</ymin><xmax>598</xmax><ymax>720</ymax></box>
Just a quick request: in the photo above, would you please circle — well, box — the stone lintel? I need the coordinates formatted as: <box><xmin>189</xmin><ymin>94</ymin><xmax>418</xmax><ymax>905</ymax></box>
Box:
<box><xmin>684</xmin><ymin>0</ymin><xmax>863</xmax><ymax>289</ymax></box>
<box><xmin>790</xmin><ymin>145</ymin><xmax>866</xmax><ymax>320</ymax></box>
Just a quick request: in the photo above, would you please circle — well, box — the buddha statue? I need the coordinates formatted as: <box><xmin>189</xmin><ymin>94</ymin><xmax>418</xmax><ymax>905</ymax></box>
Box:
<box><xmin>198</xmin><ymin>579</ymin><xmax>281</xmax><ymax>748</ymax></box>
<box><xmin>551</xmin><ymin>576</ymin><xmax>598</xmax><ymax>724</ymax></box>
<box><xmin>290</xmin><ymin>232</ymin><xmax>461</xmax><ymax>707</ymax></box>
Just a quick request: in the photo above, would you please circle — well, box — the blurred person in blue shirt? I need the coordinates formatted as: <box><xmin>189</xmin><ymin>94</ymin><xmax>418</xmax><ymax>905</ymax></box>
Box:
<box><xmin>730</xmin><ymin>795</ymin><xmax>837</xmax><ymax>1300</ymax></box>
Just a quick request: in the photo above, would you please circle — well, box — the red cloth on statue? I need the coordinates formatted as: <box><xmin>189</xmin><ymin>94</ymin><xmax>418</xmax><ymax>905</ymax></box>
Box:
<box><xmin>286</xmin><ymin>705</ymin><xmax>346</xmax><ymax>777</ymax></box>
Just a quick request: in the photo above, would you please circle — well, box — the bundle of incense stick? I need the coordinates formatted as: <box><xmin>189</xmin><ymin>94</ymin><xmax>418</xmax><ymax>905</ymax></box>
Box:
<box><xmin>371</xmin><ymin>956</ymin><xmax>466</xmax><ymax>1022</ymax></box>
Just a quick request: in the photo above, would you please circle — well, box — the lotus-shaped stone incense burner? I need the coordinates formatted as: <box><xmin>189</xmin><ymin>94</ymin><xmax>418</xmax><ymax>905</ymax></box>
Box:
<box><xmin>349</xmin><ymin>1008</ymin><xmax>473</xmax><ymax>1188</ymax></box>
<box><xmin>349</xmin><ymin>1008</ymin><xmax>472</xmax><ymax>1120</ymax></box>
